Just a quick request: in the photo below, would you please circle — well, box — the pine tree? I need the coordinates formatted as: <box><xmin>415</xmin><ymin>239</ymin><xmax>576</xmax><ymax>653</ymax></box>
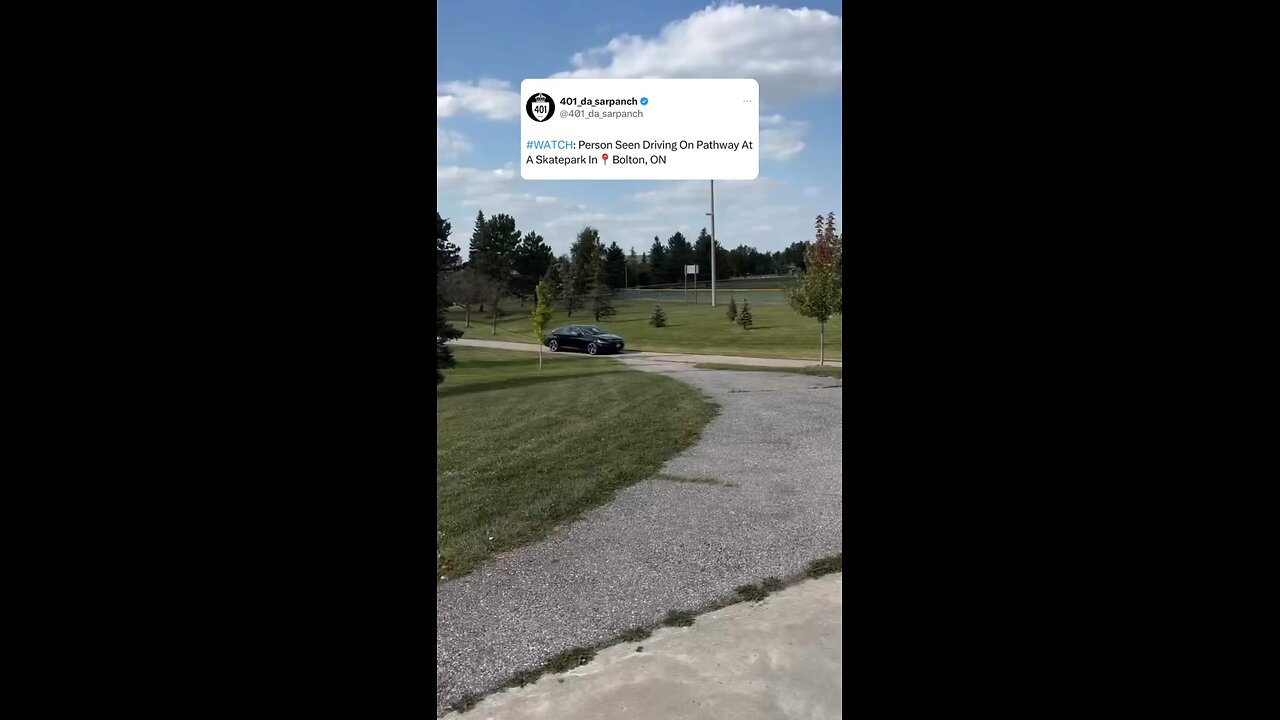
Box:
<box><xmin>588</xmin><ymin>247</ymin><xmax>616</xmax><ymax>322</ymax></box>
<box><xmin>737</xmin><ymin>301</ymin><xmax>753</xmax><ymax>330</ymax></box>
<box><xmin>726</xmin><ymin>293</ymin><xmax>738</xmax><ymax>322</ymax></box>
<box><xmin>544</xmin><ymin>262</ymin><xmax>564</xmax><ymax>303</ymax></box>
<box><xmin>589</xmin><ymin>277</ymin><xmax>616</xmax><ymax>321</ymax></box>
<box><xmin>563</xmin><ymin>265</ymin><xmax>583</xmax><ymax>317</ymax></box>
<box><xmin>649</xmin><ymin>304</ymin><xmax>667</xmax><ymax>327</ymax></box>
<box><xmin>437</xmin><ymin>213</ymin><xmax>463</xmax><ymax>384</ymax></box>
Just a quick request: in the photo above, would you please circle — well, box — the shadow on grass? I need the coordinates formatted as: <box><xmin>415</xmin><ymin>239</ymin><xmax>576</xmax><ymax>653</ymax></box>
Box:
<box><xmin>437</xmin><ymin>370</ymin><xmax>623</xmax><ymax>398</ymax></box>
<box><xmin>452</xmin><ymin>357</ymin><xmax>550</xmax><ymax>370</ymax></box>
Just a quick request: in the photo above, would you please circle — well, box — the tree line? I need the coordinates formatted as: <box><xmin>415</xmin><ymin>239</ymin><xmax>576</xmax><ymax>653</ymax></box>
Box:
<box><xmin>438</xmin><ymin>210</ymin><xmax>625</xmax><ymax>334</ymax></box>
<box><xmin>631</xmin><ymin>234</ymin><xmax>814</xmax><ymax>286</ymax></box>
<box><xmin>438</xmin><ymin>208</ymin><xmax>843</xmax><ymax>381</ymax></box>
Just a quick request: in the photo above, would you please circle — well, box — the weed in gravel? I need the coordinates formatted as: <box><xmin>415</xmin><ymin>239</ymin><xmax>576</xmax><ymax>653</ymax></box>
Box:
<box><xmin>508</xmin><ymin>668</ymin><xmax>543</xmax><ymax>688</ymax></box>
<box><xmin>663</xmin><ymin>610</ymin><xmax>695</xmax><ymax>627</ymax></box>
<box><xmin>617</xmin><ymin>627</ymin><xmax>651</xmax><ymax>642</ymax></box>
<box><xmin>807</xmin><ymin>553</ymin><xmax>843</xmax><ymax>577</ymax></box>
<box><xmin>452</xmin><ymin>694</ymin><xmax>482</xmax><ymax>713</ymax></box>
<box><xmin>762</xmin><ymin>577</ymin><xmax>784</xmax><ymax>592</ymax></box>
<box><xmin>735</xmin><ymin>583</ymin><xmax>768</xmax><ymax>601</ymax></box>
<box><xmin>545</xmin><ymin>647</ymin><xmax>596</xmax><ymax>673</ymax></box>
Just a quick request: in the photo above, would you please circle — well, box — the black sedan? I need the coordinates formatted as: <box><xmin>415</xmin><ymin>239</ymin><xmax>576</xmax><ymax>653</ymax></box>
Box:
<box><xmin>544</xmin><ymin>325</ymin><xmax>626</xmax><ymax>355</ymax></box>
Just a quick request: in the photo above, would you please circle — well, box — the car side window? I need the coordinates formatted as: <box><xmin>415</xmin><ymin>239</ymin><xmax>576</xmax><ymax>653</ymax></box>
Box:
<box><xmin>567</xmin><ymin>327</ymin><xmax>579</xmax><ymax>335</ymax></box>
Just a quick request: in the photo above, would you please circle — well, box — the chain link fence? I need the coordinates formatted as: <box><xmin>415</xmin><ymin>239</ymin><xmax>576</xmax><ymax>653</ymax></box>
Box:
<box><xmin>617</xmin><ymin>288</ymin><xmax>789</xmax><ymax>305</ymax></box>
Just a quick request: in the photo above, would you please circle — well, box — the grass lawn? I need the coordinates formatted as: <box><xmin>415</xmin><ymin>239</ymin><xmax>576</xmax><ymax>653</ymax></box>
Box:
<box><xmin>436</xmin><ymin>347</ymin><xmax>718</xmax><ymax>582</ymax></box>
<box><xmin>447</xmin><ymin>297</ymin><xmax>842</xmax><ymax>361</ymax></box>
<box><xmin>693</xmin><ymin>363</ymin><xmax>843</xmax><ymax>379</ymax></box>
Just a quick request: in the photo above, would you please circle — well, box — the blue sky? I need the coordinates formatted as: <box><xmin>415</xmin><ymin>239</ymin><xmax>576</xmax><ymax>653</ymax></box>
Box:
<box><xmin>437</xmin><ymin>1</ymin><xmax>842</xmax><ymax>258</ymax></box>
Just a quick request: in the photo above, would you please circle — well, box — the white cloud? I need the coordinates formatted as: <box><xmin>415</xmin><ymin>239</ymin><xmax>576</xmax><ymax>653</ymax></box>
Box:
<box><xmin>552</xmin><ymin>4</ymin><xmax>841</xmax><ymax>106</ymax></box>
<box><xmin>437</xmin><ymin>127</ymin><xmax>472</xmax><ymax>158</ymax></box>
<box><xmin>759</xmin><ymin>115</ymin><xmax>806</xmax><ymax>160</ymax></box>
<box><xmin>437</xmin><ymin>164</ymin><xmax>571</xmax><ymax>235</ymax></box>
<box><xmin>436</xmin><ymin>79</ymin><xmax>519</xmax><ymax>120</ymax></box>
<box><xmin>438</xmin><ymin>166</ymin><xmax>825</xmax><ymax>255</ymax></box>
<box><xmin>437</xmin><ymin>164</ymin><xmax>516</xmax><ymax>191</ymax></box>
<box><xmin>621</xmin><ymin>177</ymin><xmax>820</xmax><ymax>250</ymax></box>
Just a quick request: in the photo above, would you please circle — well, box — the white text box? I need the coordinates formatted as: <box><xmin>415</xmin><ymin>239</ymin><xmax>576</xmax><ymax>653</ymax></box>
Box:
<box><xmin>520</xmin><ymin>79</ymin><xmax>759</xmax><ymax>180</ymax></box>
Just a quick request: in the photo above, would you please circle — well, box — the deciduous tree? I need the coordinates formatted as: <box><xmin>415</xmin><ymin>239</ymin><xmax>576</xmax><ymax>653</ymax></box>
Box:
<box><xmin>443</xmin><ymin>267</ymin><xmax>492</xmax><ymax>328</ymax></box>
<box><xmin>784</xmin><ymin>214</ymin><xmax>842</xmax><ymax>365</ymax></box>
<box><xmin>531</xmin><ymin>279</ymin><xmax>554</xmax><ymax>370</ymax></box>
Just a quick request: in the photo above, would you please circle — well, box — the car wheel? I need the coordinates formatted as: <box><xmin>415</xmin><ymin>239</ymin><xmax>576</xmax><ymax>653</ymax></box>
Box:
<box><xmin>587</xmin><ymin>342</ymin><xmax>598</xmax><ymax>355</ymax></box>
<box><xmin>548</xmin><ymin>339</ymin><xmax>558</xmax><ymax>352</ymax></box>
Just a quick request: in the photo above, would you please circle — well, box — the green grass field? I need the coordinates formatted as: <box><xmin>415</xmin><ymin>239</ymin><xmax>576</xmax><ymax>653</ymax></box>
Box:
<box><xmin>447</xmin><ymin>297</ymin><xmax>842</xmax><ymax>361</ymax></box>
<box><xmin>436</xmin><ymin>347</ymin><xmax>717</xmax><ymax>582</ymax></box>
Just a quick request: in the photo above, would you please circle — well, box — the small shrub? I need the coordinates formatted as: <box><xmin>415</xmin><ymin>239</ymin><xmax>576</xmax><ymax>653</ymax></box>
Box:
<box><xmin>726</xmin><ymin>294</ymin><xmax>738</xmax><ymax>322</ymax></box>
<box><xmin>662</xmin><ymin>610</ymin><xmax>695</xmax><ymax>627</ymax></box>
<box><xmin>735</xmin><ymin>583</ymin><xmax>767</xmax><ymax>602</ymax></box>
<box><xmin>737</xmin><ymin>301</ymin><xmax>753</xmax><ymax>330</ymax></box>
<box><xmin>762</xmin><ymin>577</ymin><xmax>784</xmax><ymax>592</ymax></box>
<box><xmin>649</xmin><ymin>304</ymin><xmax>667</xmax><ymax>327</ymax></box>
<box><xmin>545</xmin><ymin>647</ymin><xmax>596</xmax><ymax>673</ymax></box>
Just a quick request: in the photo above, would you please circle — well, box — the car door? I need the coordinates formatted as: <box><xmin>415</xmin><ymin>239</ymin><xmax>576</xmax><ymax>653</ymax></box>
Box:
<box><xmin>560</xmin><ymin>325</ymin><xmax>581</xmax><ymax>348</ymax></box>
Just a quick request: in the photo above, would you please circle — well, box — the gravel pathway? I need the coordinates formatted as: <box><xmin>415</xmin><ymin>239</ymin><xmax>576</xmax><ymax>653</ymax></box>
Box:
<box><xmin>436</xmin><ymin>357</ymin><xmax>842</xmax><ymax>714</ymax></box>
<box><xmin>452</xmin><ymin>338</ymin><xmax>843</xmax><ymax>367</ymax></box>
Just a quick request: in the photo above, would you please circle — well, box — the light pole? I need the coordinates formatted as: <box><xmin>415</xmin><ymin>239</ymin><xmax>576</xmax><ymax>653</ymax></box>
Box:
<box><xmin>707</xmin><ymin>179</ymin><xmax>717</xmax><ymax>306</ymax></box>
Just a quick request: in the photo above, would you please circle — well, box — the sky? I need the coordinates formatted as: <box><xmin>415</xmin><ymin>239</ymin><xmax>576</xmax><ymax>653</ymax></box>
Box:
<box><xmin>437</xmin><ymin>0</ymin><xmax>842</xmax><ymax>259</ymax></box>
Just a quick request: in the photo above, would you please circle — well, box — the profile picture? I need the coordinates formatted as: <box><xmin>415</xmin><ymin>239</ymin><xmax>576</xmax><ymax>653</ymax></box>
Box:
<box><xmin>526</xmin><ymin>93</ymin><xmax>554</xmax><ymax>122</ymax></box>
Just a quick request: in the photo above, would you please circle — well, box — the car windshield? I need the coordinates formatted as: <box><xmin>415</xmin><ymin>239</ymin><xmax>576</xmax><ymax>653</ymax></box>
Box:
<box><xmin>581</xmin><ymin>326</ymin><xmax>606</xmax><ymax>335</ymax></box>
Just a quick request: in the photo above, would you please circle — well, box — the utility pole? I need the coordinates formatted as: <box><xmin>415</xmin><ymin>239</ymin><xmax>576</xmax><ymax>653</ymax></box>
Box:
<box><xmin>707</xmin><ymin>179</ymin><xmax>717</xmax><ymax>307</ymax></box>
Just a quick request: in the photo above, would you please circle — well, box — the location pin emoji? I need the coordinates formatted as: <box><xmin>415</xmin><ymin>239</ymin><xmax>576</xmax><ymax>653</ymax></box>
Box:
<box><xmin>602</xmin><ymin>153</ymin><xmax>609</xmax><ymax>160</ymax></box>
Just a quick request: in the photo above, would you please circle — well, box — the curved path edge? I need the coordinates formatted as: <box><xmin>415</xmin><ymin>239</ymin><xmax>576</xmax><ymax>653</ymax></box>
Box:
<box><xmin>450</xmin><ymin>338</ymin><xmax>842</xmax><ymax>368</ymax></box>
<box><xmin>436</xmin><ymin>353</ymin><xmax>842</xmax><ymax>714</ymax></box>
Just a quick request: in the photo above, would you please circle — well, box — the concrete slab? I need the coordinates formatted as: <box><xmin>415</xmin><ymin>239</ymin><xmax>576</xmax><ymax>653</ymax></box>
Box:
<box><xmin>452</xmin><ymin>575</ymin><xmax>842</xmax><ymax>720</ymax></box>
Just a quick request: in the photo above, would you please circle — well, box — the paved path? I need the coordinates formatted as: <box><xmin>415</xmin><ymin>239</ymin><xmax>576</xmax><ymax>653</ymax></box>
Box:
<box><xmin>451</xmin><ymin>338</ymin><xmax>842</xmax><ymax>368</ymax></box>
<box><xmin>455</xmin><ymin>574</ymin><xmax>842</xmax><ymax>719</ymax></box>
<box><xmin>436</xmin><ymin>354</ymin><xmax>842</xmax><ymax>714</ymax></box>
